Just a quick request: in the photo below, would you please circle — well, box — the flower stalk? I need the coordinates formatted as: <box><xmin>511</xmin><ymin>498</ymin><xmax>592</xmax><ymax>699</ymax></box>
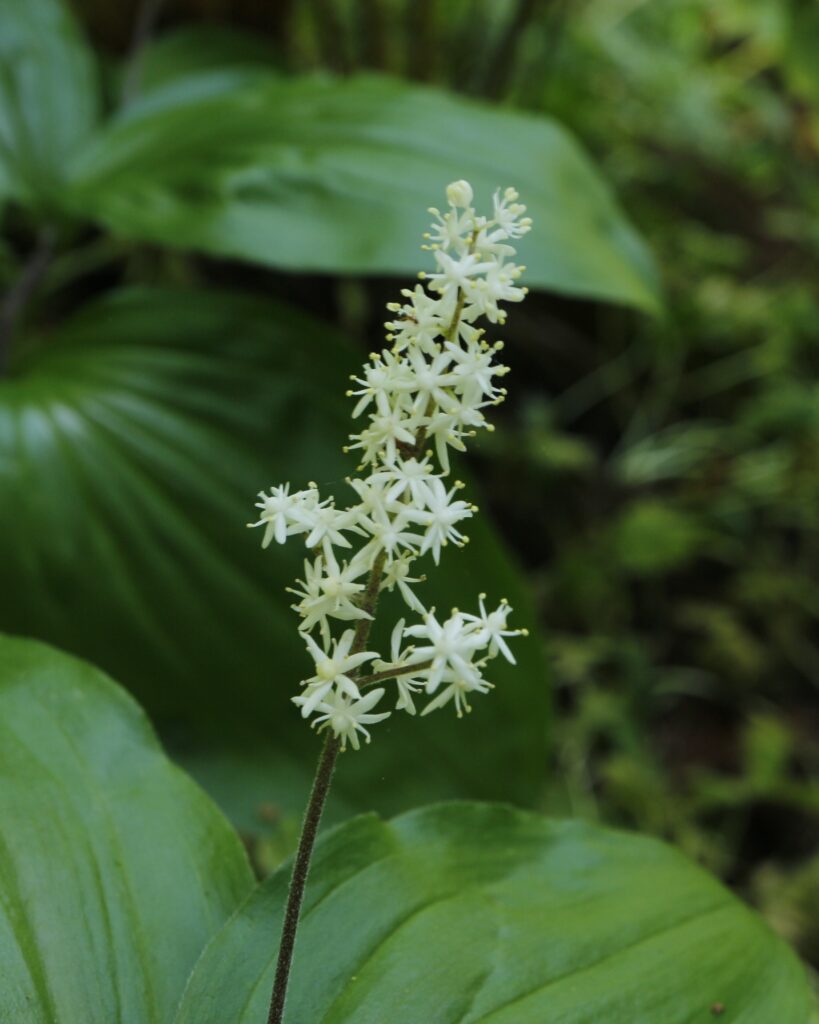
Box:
<box><xmin>356</xmin><ymin>658</ymin><xmax>434</xmax><ymax>689</ymax></box>
<box><xmin>266</xmin><ymin>731</ymin><xmax>338</xmax><ymax>1024</ymax></box>
<box><xmin>255</xmin><ymin>180</ymin><xmax>531</xmax><ymax>1021</ymax></box>
<box><xmin>267</xmin><ymin>552</ymin><xmax>386</xmax><ymax>1024</ymax></box>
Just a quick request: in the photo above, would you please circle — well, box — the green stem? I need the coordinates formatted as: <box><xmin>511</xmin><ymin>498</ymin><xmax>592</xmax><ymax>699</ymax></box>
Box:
<box><xmin>357</xmin><ymin>658</ymin><xmax>434</xmax><ymax>688</ymax></box>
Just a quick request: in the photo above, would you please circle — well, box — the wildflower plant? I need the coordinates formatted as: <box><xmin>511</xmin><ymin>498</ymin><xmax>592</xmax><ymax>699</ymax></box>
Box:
<box><xmin>251</xmin><ymin>180</ymin><xmax>531</xmax><ymax>746</ymax></box>
<box><xmin>250</xmin><ymin>180</ymin><xmax>532</xmax><ymax>1023</ymax></box>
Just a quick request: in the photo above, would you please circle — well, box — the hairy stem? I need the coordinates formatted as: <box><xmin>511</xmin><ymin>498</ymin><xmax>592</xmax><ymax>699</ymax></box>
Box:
<box><xmin>266</xmin><ymin>732</ymin><xmax>339</xmax><ymax>1024</ymax></box>
<box><xmin>266</xmin><ymin>550</ymin><xmax>387</xmax><ymax>1024</ymax></box>
<box><xmin>351</xmin><ymin>550</ymin><xmax>387</xmax><ymax>651</ymax></box>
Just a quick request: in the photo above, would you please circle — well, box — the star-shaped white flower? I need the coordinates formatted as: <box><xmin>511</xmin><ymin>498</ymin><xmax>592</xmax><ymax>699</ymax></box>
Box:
<box><xmin>347</xmin><ymin>391</ymin><xmax>418</xmax><ymax>466</ymax></box>
<box><xmin>380</xmin><ymin>553</ymin><xmax>426</xmax><ymax>614</ymax></box>
<box><xmin>404</xmin><ymin>478</ymin><xmax>475</xmax><ymax>565</ymax></box>
<box><xmin>249</xmin><ymin>484</ymin><xmax>320</xmax><ymax>548</ymax></box>
<box><xmin>403</xmin><ymin>608</ymin><xmax>484</xmax><ymax>692</ymax></box>
<box><xmin>462</xmin><ymin>595</ymin><xmax>525</xmax><ymax>664</ymax></box>
<box><xmin>424</xmin><ymin>201</ymin><xmax>483</xmax><ymax>256</ymax></box>
<box><xmin>427</xmin><ymin>250</ymin><xmax>494</xmax><ymax>296</ymax></box>
<box><xmin>348</xmin><ymin>350</ymin><xmax>413</xmax><ymax>418</ymax></box>
<box><xmin>356</xmin><ymin>503</ymin><xmax>422</xmax><ymax>568</ymax></box>
<box><xmin>399</xmin><ymin>347</ymin><xmax>459</xmax><ymax>416</ymax></box>
<box><xmin>289</xmin><ymin>553</ymin><xmax>370</xmax><ymax>645</ymax></box>
<box><xmin>368</xmin><ymin>456</ymin><xmax>440</xmax><ymax>509</ymax></box>
<box><xmin>421</xmin><ymin>669</ymin><xmax>493</xmax><ymax>718</ymax></box>
<box><xmin>295</xmin><ymin>629</ymin><xmax>378</xmax><ymax>718</ymax></box>
<box><xmin>465</xmin><ymin>262</ymin><xmax>527</xmax><ymax>324</ymax></box>
<box><xmin>491</xmin><ymin>186</ymin><xmax>532</xmax><ymax>239</ymax></box>
<box><xmin>306</xmin><ymin>688</ymin><xmax>391</xmax><ymax>751</ymax></box>
<box><xmin>297</xmin><ymin>502</ymin><xmax>363</xmax><ymax>559</ymax></box>
<box><xmin>386</xmin><ymin>285</ymin><xmax>450</xmax><ymax>353</ymax></box>
<box><xmin>445</xmin><ymin>338</ymin><xmax>508</xmax><ymax>404</ymax></box>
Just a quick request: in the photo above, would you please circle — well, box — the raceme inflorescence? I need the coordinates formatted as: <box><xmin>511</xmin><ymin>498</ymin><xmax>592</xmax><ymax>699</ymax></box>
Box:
<box><xmin>249</xmin><ymin>180</ymin><xmax>531</xmax><ymax>751</ymax></box>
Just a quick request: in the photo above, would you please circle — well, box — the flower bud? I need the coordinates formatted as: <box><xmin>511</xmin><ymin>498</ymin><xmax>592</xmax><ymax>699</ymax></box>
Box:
<box><xmin>446</xmin><ymin>179</ymin><xmax>474</xmax><ymax>208</ymax></box>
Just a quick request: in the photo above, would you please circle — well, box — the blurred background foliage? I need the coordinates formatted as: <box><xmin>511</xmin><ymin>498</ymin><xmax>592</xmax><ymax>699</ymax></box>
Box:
<box><xmin>1</xmin><ymin>0</ymin><xmax>818</xmax><ymax>974</ymax></box>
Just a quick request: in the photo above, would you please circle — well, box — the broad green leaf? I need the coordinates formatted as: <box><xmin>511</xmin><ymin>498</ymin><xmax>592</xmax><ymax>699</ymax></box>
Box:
<box><xmin>68</xmin><ymin>73</ymin><xmax>660</xmax><ymax>311</ymax></box>
<box><xmin>0</xmin><ymin>287</ymin><xmax>548</xmax><ymax>813</ymax></box>
<box><xmin>175</xmin><ymin>801</ymin><xmax>812</xmax><ymax>1023</ymax></box>
<box><xmin>0</xmin><ymin>287</ymin><xmax>349</xmax><ymax>721</ymax></box>
<box><xmin>0</xmin><ymin>0</ymin><xmax>99</xmax><ymax>206</ymax></box>
<box><xmin>177</xmin><ymin>744</ymin><xmax>358</xmax><ymax>876</ymax></box>
<box><xmin>0</xmin><ymin>633</ymin><xmax>254</xmax><ymax>1024</ymax></box>
<box><xmin>134</xmin><ymin>25</ymin><xmax>282</xmax><ymax>98</ymax></box>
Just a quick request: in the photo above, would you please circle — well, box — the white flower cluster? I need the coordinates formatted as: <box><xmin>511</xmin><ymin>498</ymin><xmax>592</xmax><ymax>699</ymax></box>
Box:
<box><xmin>249</xmin><ymin>181</ymin><xmax>531</xmax><ymax>751</ymax></box>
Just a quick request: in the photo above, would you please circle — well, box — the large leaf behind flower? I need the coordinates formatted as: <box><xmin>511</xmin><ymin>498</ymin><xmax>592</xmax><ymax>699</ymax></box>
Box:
<box><xmin>0</xmin><ymin>0</ymin><xmax>99</xmax><ymax>205</ymax></box>
<box><xmin>0</xmin><ymin>634</ymin><xmax>253</xmax><ymax>1024</ymax></box>
<box><xmin>175</xmin><ymin>801</ymin><xmax>812</xmax><ymax>1023</ymax></box>
<box><xmin>1</xmin><ymin>0</ymin><xmax>657</xmax><ymax>309</ymax></box>
<box><xmin>67</xmin><ymin>72</ymin><xmax>660</xmax><ymax>311</ymax></box>
<box><xmin>0</xmin><ymin>287</ymin><xmax>547</xmax><ymax>814</ymax></box>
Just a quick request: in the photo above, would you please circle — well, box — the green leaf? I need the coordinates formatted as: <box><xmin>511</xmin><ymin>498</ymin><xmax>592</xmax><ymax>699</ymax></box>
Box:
<box><xmin>67</xmin><ymin>73</ymin><xmax>660</xmax><ymax>311</ymax></box>
<box><xmin>784</xmin><ymin>5</ymin><xmax>819</xmax><ymax>104</ymax></box>
<box><xmin>133</xmin><ymin>25</ymin><xmax>282</xmax><ymax>98</ymax></box>
<box><xmin>0</xmin><ymin>0</ymin><xmax>99</xmax><ymax>207</ymax></box>
<box><xmin>610</xmin><ymin>500</ymin><xmax>709</xmax><ymax>576</ymax></box>
<box><xmin>176</xmin><ymin>745</ymin><xmax>337</xmax><ymax>876</ymax></box>
<box><xmin>0</xmin><ymin>286</ymin><xmax>548</xmax><ymax>813</ymax></box>
<box><xmin>0</xmin><ymin>633</ymin><xmax>254</xmax><ymax>1024</ymax></box>
<box><xmin>0</xmin><ymin>287</ymin><xmax>350</xmax><ymax>721</ymax></box>
<box><xmin>175</xmin><ymin>801</ymin><xmax>812</xmax><ymax>1023</ymax></box>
